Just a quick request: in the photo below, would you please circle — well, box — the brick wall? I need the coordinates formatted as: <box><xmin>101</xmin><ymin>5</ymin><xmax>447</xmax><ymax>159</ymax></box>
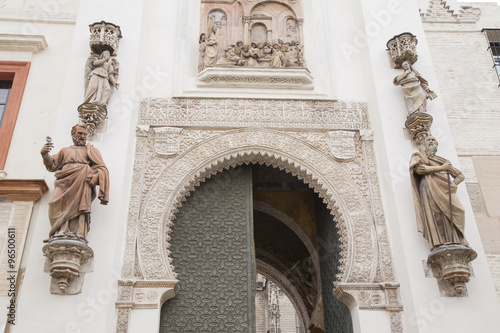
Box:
<box><xmin>423</xmin><ymin>0</ymin><xmax>500</xmax><ymax>302</ymax></box>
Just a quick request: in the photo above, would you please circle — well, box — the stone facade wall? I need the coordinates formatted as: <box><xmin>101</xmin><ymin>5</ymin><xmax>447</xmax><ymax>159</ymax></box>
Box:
<box><xmin>486</xmin><ymin>255</ymin><xmax>500</xmax><ymax>301</ymax></box>
<box><xmin>423</xmin><ymin>0</ymin><xmax>500</xmax><ymax>302</ymax></box>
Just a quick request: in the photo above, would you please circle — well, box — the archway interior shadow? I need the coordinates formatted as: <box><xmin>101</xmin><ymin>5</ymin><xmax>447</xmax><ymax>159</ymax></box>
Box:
<box><xmin>160</xmin><ymin>164</ymin><xmax>353</xmax><ymax>333</ymax></box>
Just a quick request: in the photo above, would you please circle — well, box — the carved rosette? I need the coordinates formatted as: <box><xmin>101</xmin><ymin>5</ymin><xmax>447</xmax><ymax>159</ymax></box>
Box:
<box><xmin>42</xmin><ymin>240</ymin><xmax>94</xmax><ymax>294</ymax></box>
<box><xmin>88</xmin><ymin>21</ymin><xmax>122</xmax><ymax>55</ymax></box>
<box><xmin>77</xmin><ymin>103</ymin><xmax>107</xmax><ymax>137</ymax></box>
<box><xmin>427</xmin><ymin>246</ymin><xmax>478</xmax><ymax>296</ymax></box>
<box><xmin>404</xmin><ymin>112</ymin><xmax>433</xmax><ymax>144</ymax></box>
<box><xmin>386</xmin><ymin>32</ymin><xmax>418</xmax><ymax>68</ymax></box>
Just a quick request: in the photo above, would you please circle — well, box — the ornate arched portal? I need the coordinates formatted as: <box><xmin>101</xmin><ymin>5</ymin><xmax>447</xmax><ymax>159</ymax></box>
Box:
<box><xmin>115</xmin><ymin>98</ymin><xmax>403</xmax><ymax>333</ymax></box>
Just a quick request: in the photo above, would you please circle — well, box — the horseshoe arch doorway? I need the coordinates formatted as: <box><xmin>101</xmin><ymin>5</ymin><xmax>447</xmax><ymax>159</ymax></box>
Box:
<box><xmin>159</xmin><ymin>164</ymin><xmax>354</xmax><ymax>333</ymax></box>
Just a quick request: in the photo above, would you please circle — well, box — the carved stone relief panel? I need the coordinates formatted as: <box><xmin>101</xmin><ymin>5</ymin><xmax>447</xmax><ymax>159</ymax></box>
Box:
<box><xmin>200</xmin><ymin>0</ymin><xmax>305</xmax><ymax>70</ymax></box>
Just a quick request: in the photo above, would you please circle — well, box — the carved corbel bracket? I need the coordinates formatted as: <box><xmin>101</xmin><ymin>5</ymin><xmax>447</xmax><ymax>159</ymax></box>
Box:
<box><xmin>42</xmin><ymin>240</ymin><xmax>94</xmax><ymax>294</ymax></box>
<box><xmin>405</xmin><ymin>112</ymin><xmax>433</xmax><ymax>145</ymax></box>
<box><xmin>77</xmin><ymin>103</ymin><xmax>107</xmax><ymax>137</ymax></box>
<box><xmin>386</xmin><ymin>32</ymin><xmax>418</xmax><ymax>68</ymax></box>
<box><xmin>427</xmin><ymin>246</ymin><xmax>477</xmax><ymax>297</ymax></box>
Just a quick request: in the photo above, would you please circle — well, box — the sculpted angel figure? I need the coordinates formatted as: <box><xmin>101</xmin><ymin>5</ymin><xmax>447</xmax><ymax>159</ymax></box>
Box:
<box><xmin>409</xmin><ymin>136</ymin><xmax>467</xmax><ymax>251</ymax></box>
<box><xmin>41</xmin><ymin>124</ymin><xmax>110</xmax><ymax>243</ymax></box>
<box><xmin>84</xmin><ymin>49</ymin><xmax>119</xmax><ymax>108</ymax></box>
<box><xmin>394</xmin><ymin>60</ymin><xmax>437</xmax><ymax>114</ymax></box>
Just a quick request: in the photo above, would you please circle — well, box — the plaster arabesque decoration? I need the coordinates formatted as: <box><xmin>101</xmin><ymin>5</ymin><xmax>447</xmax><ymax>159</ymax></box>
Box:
<box><xmin>41</xmin><ymin>124</ymin><xmax>110</xmax><ymax>294</ymax></box>
<box><xmin>388</xmin><ymin>32</ymin><xmax>477</xmax><ymax>296</ymax></box>
<box><xmin>114</xmin><ymin>97</ymin><xmax>404</xmax><ymax>333</ymax></box>
<box><xmin>78</xmin><ymin>21</ymin><xmax>122</xmax><ymax>136</ymax></box>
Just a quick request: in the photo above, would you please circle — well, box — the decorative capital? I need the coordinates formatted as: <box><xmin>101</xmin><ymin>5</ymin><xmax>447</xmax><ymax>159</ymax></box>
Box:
<box><xmin>89</xmin><ymin>21</ymin><xmax>122</xmax><ymax>55</ymax></box>
<box><xmin>295</xmin><ymin>18</ymin><xmax>304</xmax><ymax>26</ymax></box>
<box><xmin>242</xmin><ymin>16</ymin><xmax>252</xmax><ymax>25</ymax></box>
<box><xmin>386</xmin><ymin>32</ymin><xmax>418</xmax><ymax>68</ymax></box>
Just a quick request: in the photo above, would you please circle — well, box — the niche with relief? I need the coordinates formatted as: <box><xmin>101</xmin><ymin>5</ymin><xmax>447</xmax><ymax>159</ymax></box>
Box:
<box><xmin>198</xmin><ymin>0</ymin><xmax>313</xmax><ymax>89</ymax></box>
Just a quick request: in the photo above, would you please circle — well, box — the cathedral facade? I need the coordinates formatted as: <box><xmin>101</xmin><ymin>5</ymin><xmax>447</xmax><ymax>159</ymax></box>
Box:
<box><xmin>0</xmin><ymin>0</ymin><xmax>499</xmax><ymax>332</ymax></box>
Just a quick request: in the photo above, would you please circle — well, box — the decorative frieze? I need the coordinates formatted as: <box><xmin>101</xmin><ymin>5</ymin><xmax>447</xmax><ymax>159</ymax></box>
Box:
<box><xmin>140</xmin><ymin>98</ymin><xmax>370</xmax><ymax>130</ymax></box>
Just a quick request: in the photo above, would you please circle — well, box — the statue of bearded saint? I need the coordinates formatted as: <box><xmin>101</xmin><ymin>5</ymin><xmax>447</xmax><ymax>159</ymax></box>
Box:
<box><xmin>40</xmin><ymin>124</ymin><xmax>109</xmax><ymax>243</ymax></box>
<box><xmin>409</xmin><ymin>136</ymin><xmax>468</xmax><ymax>251</ymax></box>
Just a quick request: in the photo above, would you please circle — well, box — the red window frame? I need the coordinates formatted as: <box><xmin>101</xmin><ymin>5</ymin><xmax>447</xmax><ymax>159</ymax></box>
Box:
<box><xmin>0</xmin><ymin>61</ymin><xmax>30</xmax><ymax>170</ymax></box>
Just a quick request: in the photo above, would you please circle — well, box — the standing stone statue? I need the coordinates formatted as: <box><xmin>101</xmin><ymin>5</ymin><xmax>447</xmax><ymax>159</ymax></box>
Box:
<box><xmin>393</xmin><ymin>60</ymin><xmax>437</xmax><ymax>114</ymax></box>
<box><xmin>41</xmin><ymin>124</ymin><xmax>109</xmax><ymax>244</ymax></box>
<box><xmin>198</xmin><ymin>33</ymin><xmax>207</xmax><ymax>72</ymax></box>
<box><xmin>84</xmin><ymin>49</ymin><xmax>119</xmax><ymax>108</ymax></box>
<box><xmin>204</xmin><ymin>24</ymin><xmax>219</xmax><ymax>68</ymax></box>
<box><xmin>409</xmin><ymin>136</ymin><xmax>467</xmax><ymax>251</ymax></box>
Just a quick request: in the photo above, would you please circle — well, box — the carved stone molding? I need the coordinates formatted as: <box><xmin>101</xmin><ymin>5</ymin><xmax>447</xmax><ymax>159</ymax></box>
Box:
<box><xmin>0</xmin><ymin>34</ymin><xmax>47</xmax><ymax>53</ymax></box>
<box><xmin>335</xmin><ymin>283</ymin><xmax>403</xmax><ymax>333</ymax></box>
<box><xmin>198</xmin><ymin>67</ymin><xmax>314</xmax><ymax>89</ymax></box>
<box><xmin>0</xmin><ymin>179</ymin><xmax>48</xmax><ymax>202</ymax></box>
<box><xmin>42</xmin><ymin>240</ymin><xmax>94</xmax><ymax>294</ymax></box>
<box><xmin>334</xmin><ymin>283</ymin><xmax>402</xmax><ymax>311</ymax></box>
<box><xmin>115</xmin><ymin>280</ymin><xmax>178</xmax><ymax>310</ymax></box>
<box><xmin>140</xmin><ymin>97</ymin><xmax>369</xmax><ymax>130</ymax></box>
<box><xmin>115</xmin><ymin>280</ymin><xmax>178</xmax><ymax>333</ymax></box>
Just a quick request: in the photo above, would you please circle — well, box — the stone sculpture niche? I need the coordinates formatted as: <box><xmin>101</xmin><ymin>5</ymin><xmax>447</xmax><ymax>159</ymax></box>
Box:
<box><xmin>387</xmin><ymin>32</ymin><xmax>477</xmax><ymax>296</ymax></box>
<box><xmin>41</xmin><ymin>124</ymin><xmax>110</xmax><ymax>294</ymax></box>
<box><xmin>78</xmin><ymin>21</ymin><xmax>122</xmax><ymax>136</ymax></box>
<box><xmin>198</xmin><ymin>0</ymin><xmax>305</xmax><ymax>71</ymax></box>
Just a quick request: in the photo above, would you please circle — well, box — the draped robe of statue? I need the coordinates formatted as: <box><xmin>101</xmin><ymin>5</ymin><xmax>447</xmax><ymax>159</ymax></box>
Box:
<box><xmin>394</xmin><ymin>69</ymin><xmax>435</xmax><ymax>114</ymax></box>
<box><xmin>44</xmin><ymin>144</ymin><xmax>109</xmax><ymax>241</ymax></box>
<box><xmin>409</xmin><ymin>152</ymin><xmax>468</xmax><ymax>250</ymax></box>
<box><xmin>270</xmin><ymin>50</ymin><xmax>285</xmax><ymax>68</ymax></box>
<box><xmin>204</xmin><ymin>27</ymin><xmax>218</xmax><ymax>68</ymax></box>
<box><xmin>84</xmin><ymin>53</ymin><xmax>119</xmax><ymax>107</ymax></box>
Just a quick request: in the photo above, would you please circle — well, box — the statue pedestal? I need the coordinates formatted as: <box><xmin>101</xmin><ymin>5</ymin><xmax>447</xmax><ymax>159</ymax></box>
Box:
<box><xmin>77</xmin><ymin>103</ymin><xmax>107</xmax><ymax>136</ymax></box>
<box><xmin>42</xmin><ymin>239</ymin><xmax>94</xmax><ymax>295</ymax></box>
<box><xmin>427</xmin><ymin>245</ymin><xmax>477</xmax><ymax>297</ymax></box>
<box><xmin>405</xmin><ymin>112</ymin><xmax>433</xmax><ymax>144</ymax></box>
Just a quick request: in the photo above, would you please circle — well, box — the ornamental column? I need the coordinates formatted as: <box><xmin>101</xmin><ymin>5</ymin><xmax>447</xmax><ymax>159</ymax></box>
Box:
<box><xmin>243</xmin><ymin>16</ymin><xmax>251</xmax><ymax>45</ymax></box>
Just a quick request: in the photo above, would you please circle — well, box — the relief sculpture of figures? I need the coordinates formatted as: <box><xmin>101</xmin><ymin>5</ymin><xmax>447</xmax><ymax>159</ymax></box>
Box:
<box><xmin>409</xmin><ymin>136</ymin><xmax>467</xmax><ymax>251</ymax></box>
<box><xmin>40</xmin><ymin>124</ymin><xmax>110</xmax><ymax>244</ymax></box>
<box><xmin>394</xmin><ymin>60</ymin><xmax>437</xmax><ymax>115</ymax></box>
<box><xmin>84</xmin><ymin>49</ymin><xmax>119</xmax><ymax>108</ymax></box>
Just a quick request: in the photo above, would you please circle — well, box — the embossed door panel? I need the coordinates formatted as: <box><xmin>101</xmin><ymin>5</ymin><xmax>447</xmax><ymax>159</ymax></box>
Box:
<box><xmin>160</xmin><ymin>166</ymin><xmax>255</xmax><ymax>332</ymax></box>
